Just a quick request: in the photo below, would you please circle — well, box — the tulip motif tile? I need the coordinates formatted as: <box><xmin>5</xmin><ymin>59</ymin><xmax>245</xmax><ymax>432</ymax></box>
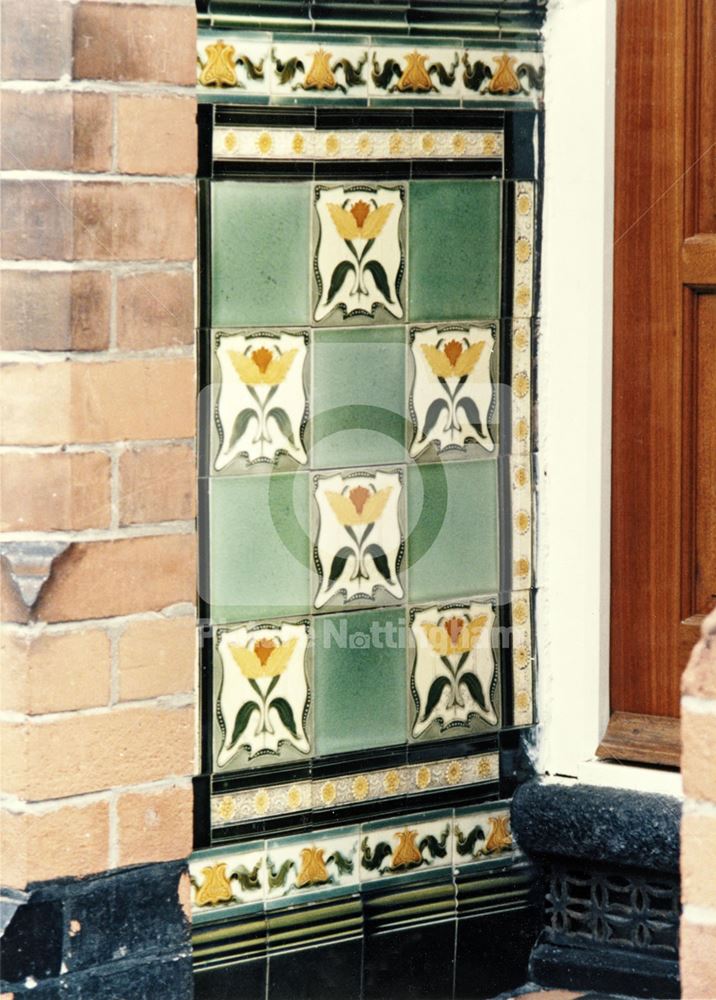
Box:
<box><xmin>409</xmin><ymin>324</ymin><xmax>497</xmax><ymax>459</ymax></box>
<box><xmin>313</xmin><ymin>468</ymin><xmax>405</xmax><ymax>610</ymax></box>
<box><xmin>368</xmin><ymin>47</ymin><xmax>461</xmax><ymax>99</ymax></box>
<box><xmin>215</xmin><ymin>620</ymin><xmax>312</xmax><ymax>771</ymax></box>
<box><xmin>453</xmin><ymin>804</ymin><xmax>515</xmax><ymax>863</ymax></box>
<box><xmin>409</xmin><ymin>599</ymin><xmax>499</xmax><ymax>741</ymax></box>
<box><xmin>265</xmin><ymin>826</ymin><xmax>359</xmax><ymax>905</ymax></box>
<box><xmin>213</xmin><ymin>329</ymin><xmax>309</xmax><ymax>473</ymax></box>
<box><xmin>190</xmin><ymin>841</ymin><xmax>265</xmax><ymax>917</ymax></box>
<box><xmin>313</xmin><ymin>183</ymin><xmax>405</xmax><ymax>325</ymax></box>
<box><xmin>271</xmin><ymin>42</ymin><xmax>369</xmax><ymax>98</ymax></box>
<box><xmin>360</xmin><ymin>810</ymin><xmax>453</xmax><ymax>882</ymax></box>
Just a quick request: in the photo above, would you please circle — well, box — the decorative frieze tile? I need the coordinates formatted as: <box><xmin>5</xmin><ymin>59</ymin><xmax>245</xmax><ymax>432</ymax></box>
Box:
<box><xmin>197</xmin><ymin>34</ymin><xmax>545</xmax><ymax>107</ymax></box>
<box><xmin>213</xmin><ymin>127</ymin><xmax>504</xmax><ymax>161</ymax></box>
<box><xmin>512</xmin><ymin>182</ymin><xmax>535</xmax><ymax>318</ymax></box>
<box><xmin>360</xmin><ymin>809</ymin><xmax>453</xmax><ymax>882</ymax></box>
<box><xmin>511</xmin><ymin>591</ymin><xmax>534</xmax><ymax>726</ymax></box>
<box><xmin>197</xmin><ymin>37</ymin><xmax>269</xmax><ymax>93</ymax></box>
<box><xmin>271</xmin><ymin>42</ymin><xmax>369</xmax><ymax>99</ymax></box>
<box><xmin>265</xmin><ymin>825</ymin><xmax>360</xmax><ymax>905</ymax></box>
<box><xmin>368</xmin><ymin>46</ymin><xmax>461</xmax><ymax>100</ymax></box>
<box><xmin>212</xmin><ymin>329</ymin><xmax>309</xmax><ymax>473</ymax></box>
<box><xmin>409</xmin><ymin>323</ymin><xmax>497</xmax><ymax>460</ymax></box>
<box><xmin>510</xmin><ymin>457</ymin><xmax>532</xmax><ymax>591</ymax></box>
<box><xmin>190</xmin><ymin>840</ymin><xmax>265</xmax><ymax>917</ymax></box>
<box><xmin>211</xmin><ymin>752</ymin><xmax>499</xmax><ymax>828</ymax></box>
<box><xmin>462</xmin><ymin>50</ymin><xmax>544</xmax><ymax>102</ymax></box>
<box><xmin>192</xmin><ymin>799</ymin><xmax>517</xmax><ymax>917</ymax></box>
<box><xmin>409</xmin><ymin>599</ymin><xmax>500</xmax><ymax>741</ymax></box>
<box><xmin>453</xmin><ymin>802</ymin><xmax>515</xmax><ymax>863</ymax></box>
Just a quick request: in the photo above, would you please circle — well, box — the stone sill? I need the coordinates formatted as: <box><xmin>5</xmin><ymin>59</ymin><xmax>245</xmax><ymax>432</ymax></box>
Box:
<box><xmin>511</xmin><ymin>778</ymin><xmax>681</xmax><ymax>874</ymax></box>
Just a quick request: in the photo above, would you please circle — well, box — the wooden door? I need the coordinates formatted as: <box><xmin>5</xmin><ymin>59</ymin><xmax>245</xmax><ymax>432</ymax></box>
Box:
<box><xmin>605</xmin><ymin>0</ymin><xmax>715</xmax><ymax>764</ymax></box>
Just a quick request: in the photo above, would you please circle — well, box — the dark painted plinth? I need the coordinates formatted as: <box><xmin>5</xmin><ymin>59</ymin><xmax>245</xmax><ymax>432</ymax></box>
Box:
<box><xmin>0</xmin><ymin>860</ymin><xmax>191</xmax><ymax>998</ymax></box>
<box><xmin>194</xmin><ymin>861</ymin><xmax>543</xmax><ymax>1000</ymax></box>
<box><xmin>531</xmin><ymin>940</ymin><xmax>680</xmax><ymax>999</ymax></box>
<box><xmin>511</xmin><ymin>779</ymin><xmax>682</xmax><ymax>1000</ymax></box>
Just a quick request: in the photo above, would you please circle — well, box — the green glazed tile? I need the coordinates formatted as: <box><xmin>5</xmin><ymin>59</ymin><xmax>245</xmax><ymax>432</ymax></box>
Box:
<box><xmin>313</xmin><ymin>608</ymin><xmax>407</xmax><ymax>754</ymax></box>
<box><xmin>408</xmin><ymin>180</ymin><xmax>501</xmax><ymax>322</ymax></box>
<box><xmin>209</xmin><ymin>473</ymin><xmax>311</xmax><ymax>622</ymax></box>
<box><xmin>211</xmin><ymin>181</ymin><xmax>311</xmax><ymax>327</ymax></box>
<box><xmin>311</xmin><ymin>327</ymin><xmax>407</xmax><ymax>468</ymax></box>
<box><xmin>407</xmin><ymin>460</ymin><xmax>499</xmax><ymax>601</ymax></box>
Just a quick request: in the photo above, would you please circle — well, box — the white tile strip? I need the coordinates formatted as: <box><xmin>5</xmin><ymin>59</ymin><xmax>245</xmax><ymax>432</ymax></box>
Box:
<box><xmin>213</xmin><ymin>127</ymin><xmax>503</xmax><ymax>161</ymax></box>
<box><xmin>211</xmin><ymin>751</ymin><xmax>499</xmax><ymax>827</ymax></box>
<box><xmin>511</xmin><ymin>590</ymin><xmax>534</xmax><ymax>726</ymax></box>
<box><xmin>512</xmin><ymin>181</ymin><xmax>536</xmax><ymax>319</ymax></box>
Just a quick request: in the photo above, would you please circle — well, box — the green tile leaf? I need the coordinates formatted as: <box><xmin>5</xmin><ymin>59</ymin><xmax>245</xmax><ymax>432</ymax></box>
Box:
<box><xmin>232</xmin><ymin>700</ymin><xmax>260</xmax><ymax>744</ymax></box>
<box><xmin>229</xmin><ymin>407</ymin><xmax>258</xmax><ymax>449</ymax></box>
<box><xmin>327</xmin><ymin>260</ymin><xmax>355</xmax><ymax>304</ymax></box>
<box><xmin>364</xmin><ymin>260</ymin><xmax>393</xmax><ymax>303</ymax></box>
<box><xmin>423</xmin><ymin>675</ymin><xmax>451</xmax><ymax>721</ymax></box>
<box><xmin>270</xmin><ymin>696</ymin><xmax>298</xmax><ymax>739</ymax></box>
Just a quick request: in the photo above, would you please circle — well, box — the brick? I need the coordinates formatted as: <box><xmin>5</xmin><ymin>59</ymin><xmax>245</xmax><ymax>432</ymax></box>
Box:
<box><xmin>0</xmin><ymin>181</ymin><xmax>195</xmax><ymax>262</ymax></box>
<box><xmin>117</xmin><ymin>95</ymin><xmax>197</xmax><ymax>176</ymax></box>
<box><xmin>0</xmin><ymin>92</ymin><xmax>111</xmax><ymax>172</ymax></box>
<box><xmin>1</xmin><ymin>0</ymin><xmax>72</xmax><ymax>81</ymax></box>
<box><xmin>1</xmin><ymin>801</ymin><xmax>109</xmax><ymax>889</ymax></box>
<box><xmin>0</xmin><ymin>452</ymin><xmax>111</xmax><ymax>531</ymax></box>
<box><xmin>682</xmin><ymin>812</ymin><xmax>716</xmax><ymax>907</ymax></box>
<box><xmin>73</xmin><ymin>3</ymin><xmax>196</xmax><ymax>85</ymax></box>
<box><xmin>73</xmin><ymin>182</ymin><xmax>196</xmax><ymax>261</ymax></box>
<box><xmin>118</xmin><ymin>616</ymin><xmax>195</xmax><ymax>701</ymax></box>
<box><xmin>0</xmin><ymin>181</ymin><xmax>73</xmax><ymax>260</ymax></box>
<box><xmin>682</xmin><ymin>708</ymin><xmax>716</xmax><ymax>802</ymax></box>
<box><xmin>683</xmin><ymin>607</ymin><xmax>716</xmax><ymax>700</ymax></box>
<box><xmin>0</xmin><ymin>629</ymin><xmax>111</xmax><ymax>714</ymax></box>
<box><xmin>119</xmin><ymin>445</ymin><xmax>195</xmax><ymax>526</ymax></box>
<box><xmin>0</xmin><ymin>362</ymin><xmax>72</xmax><ymax>446</ymax></box>
<box><xmin>1</xmin><ymin>357</ymin><xmax>195</xmax><ymax>445</ymax></box>
<box><xmin>67</xmin><ymin>357</ymin><xmax>196</xmax><ymax>443</ymax></box>
<box><xmin>2</xmin><ymin>704</ymin><xmax>194</xmax><ymax>801</ymax></box>
<box><xmin>73</xmin><ymin>93</ymin><xmax>114</xmax><ymax>172</ymax></box>
<box><xmin>33</xmin><ymin>534</ymin><xmax>195</xmax><ymax>623</ymax></box>
<box><xmin>681</xmin><ymin>920</ymin><xmax>716</xmax><ymax>999</ymax></box>
<box><xmin>117</xmin><ymin>784</ymin><xmax>192</xmax><ymax>866</ymax></box>
<box><xmin>117</xmin><ymin>271</ymin><xmax>194</xmax><ymax>350</ymax></box>
<box><xmin>0</xmin><ymin>271</ymin><xmax>111</xmax><ymax>352</ymax></box>
<box><xmin>1</xmin><ymin>92</ymin><xmax>72</xmax><ymax>170</ymax></box>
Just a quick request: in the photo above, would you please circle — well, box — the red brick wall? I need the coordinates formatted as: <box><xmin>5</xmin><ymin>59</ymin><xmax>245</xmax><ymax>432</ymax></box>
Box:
<box><xmin>0</xmin><ymin>0</ymin><xmax>197</xmax><ymax>888</ymax></box>
<box><xmin>681</xmin><ymin>607</ymin><xmax>716</xmax><ymax>998</ymax></box>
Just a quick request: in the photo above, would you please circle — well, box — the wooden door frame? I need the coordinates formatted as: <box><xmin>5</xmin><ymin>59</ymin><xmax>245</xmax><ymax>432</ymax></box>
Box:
<box><xmin>605</xmin><ymin>0</ymin><xmax>715</xmax><ymax>766</ymax></box>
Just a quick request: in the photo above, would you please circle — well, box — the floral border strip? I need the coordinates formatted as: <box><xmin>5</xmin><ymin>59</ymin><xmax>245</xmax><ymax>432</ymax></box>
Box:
<box><xmin>197</xmin><ymin>36</ymin><xmax>544</xmax><ymax>106</ymax></box>
<box><xmin>511</xmin><ymin>455</ymin><xmax>532</xmax><ymax>591</ymax></box>
<box><xmin>511</xmin><ymin>590</ymin><xmax>534</xmax><ymax>725</ymax></box>
<box><xmin>192</xmin><ymin>799</ymin><xmax>515</xmax><ymax>917</ymax></box>
<box><xmin>214</xmin><ymin>127</ymin><xmax>503</xmax><ymax>161</ymax></box>
<box><xmin>512</xmin><ymin>182</ymin><xmax>535</xmax><ymax>318</ymax></box>
<box><xmin>212</xmin><ymin>751</ymin><xmax>499</xmax><ymax>827</ymax></box>
<box><xmin>511</xmin><ymin>318</ymin><xmax>532</xmax><ymax>458</ymax></box>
